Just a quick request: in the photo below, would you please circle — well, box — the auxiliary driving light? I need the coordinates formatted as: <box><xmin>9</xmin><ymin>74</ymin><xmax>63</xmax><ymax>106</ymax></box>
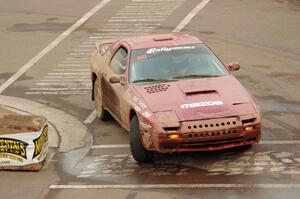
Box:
<box><xmin>245</xmin><ymin>126</ymin><xmax>254</xmax><ymax>132</ymax></box>
<box><xmin>168</xmin><ymin>134</ymin><xmax>180</xmax><ymax>139</ymax></box>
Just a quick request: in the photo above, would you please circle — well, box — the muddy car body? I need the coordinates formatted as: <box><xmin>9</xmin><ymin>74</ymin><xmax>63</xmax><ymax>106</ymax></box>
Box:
<box><xmin>90</xmin><ymin>32</ymin><xmax>261</xmax><ymax>162</ymax></box>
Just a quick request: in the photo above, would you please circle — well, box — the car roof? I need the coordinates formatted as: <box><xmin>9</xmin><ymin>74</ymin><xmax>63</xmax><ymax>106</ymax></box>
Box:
<box><xmin>121</xmin><ymin>32</ymin><xmax>203</xmax><ymax>50</ymax></box>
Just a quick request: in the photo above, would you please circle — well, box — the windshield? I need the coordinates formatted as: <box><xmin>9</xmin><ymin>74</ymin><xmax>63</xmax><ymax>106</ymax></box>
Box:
<box><xmin>129</xmin><ymin>44</ymin><xmax>229</xmax><ymax>83</ymax></box>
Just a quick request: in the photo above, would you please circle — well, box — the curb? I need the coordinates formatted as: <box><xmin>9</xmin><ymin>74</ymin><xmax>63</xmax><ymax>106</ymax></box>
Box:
<box><xmin>0</xmin><ymin>95</ymin><xmax>91</xmax><ymax>152</ymax></box>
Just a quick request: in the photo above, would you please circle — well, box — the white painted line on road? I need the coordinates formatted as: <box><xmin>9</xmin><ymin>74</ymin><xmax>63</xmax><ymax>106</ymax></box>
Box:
<box><xmin>91</xmin><ymin>144</ymin><xmax>130</xmax><ymax>149</ymax></box>
<box><xmin>30</xmin><ymin>87</ymin><xmax>90</xmax><ymax>91</ymax></box>
<box><xmin>121</xmin><ymin>8</ymin><xmax>178</xmax><ymax>11</ymax></box>
<box><xmin>48</xmin><ymin>72</ymin><xmax>89</xmax><ymax>75</ymax></box>
<box><xmin>102</xmin><ymin>23</ymin><xmax>161</xmax><ymax>26</ymax></box>
<box><xmin>90</xmin><ymin>140</ymin><xmax>300</xmax><ymax>149</ymax></box>
<box><xmin>69</xmin><ymin>52</ymin><xmax>92</xmax><ymax>56</ymax></box>
<box><xmin>115</xmin><ymin>12</ymin><xmax>168</xmax><ymax>16</ymax></box>
<box><xmin>89</xmin><ymin>36</ymin><xmax>129</xmax><ymax>39</ymax></box>
<box><xmin>95</xmin><ymin>29</ymin><xmax>154</xmax><ymax>32</ymax></box>
<box><xmin>125</xmin><ymin>4</ymin><xmax>182</xmax><ymax>7</ymax></box>
<box><xmin>98</xmin><ymin>27</ymin><xmax>156</xmax><ymax>30</ymax></box>
<box><xmin>89</xmin><ymin>36</ymin><xmax>120</xmax><ymax>39</ymax></box>
<box><xmin>73</xmin><ymin>49</ymin><xmax>92</xmax><ymax>52</ymax></box>
<box><xmin>65</xmin><ymin>57</ymin><xmax>89</xmax><ymax>60</ymax></box>
<box><xmin>103</xmin><ymin>23</ymin><xmax>161</xmax><ymax>25</ymax></box>
<box><xmin>91</xmin><ymin>34</ymin><xmax>134</xmax><ymax>37</ymax></box>
<box><xmin>108</xmin><ymin>19</ymin><xmax>164</xmax><ymax>22</ymax></box>
<box><xmin>36</xmin><ymin>83</ymin><xmax>64</xmax><ymax>86</ymax></box>
<box><xmin>111</xmin><ymin>16</ymin><xmax>165</xmax><ymax>19</ymax></box>
<box><xmin>119</xmin><ymin>10</ymin><xmax>173</xmax><ymax>13</ymax></box>
<box><xmin>131</xmin><ymin>0</ymin><xmax>182</xmax><ymax>1</ymax></box>
<box><xmin>28</xmin><ymin>91</ymin><xmax>91</xmax><ymax>95</ymax></box>
<box><xmin>62</xmin><ymin>60</ymin><xmax>88</xmax><ymax>62</ymax></box>
<box><xmin>53</xmin><ymin>69</ymin><xmax>89</xmax><ymax>72</ymax></box>
<box><xmin>36</xmin><ymin>82</ymin><xmax>90</xmax><ymax>86</ymax></box>
<box><xmin>49</xmin><ymin>183</ymin><xmax>300</xmax><ymax>189</ymax></box>
<box><xmin>84</xmin><ymin>110</ymin><xmax>97</xmax><ymax>124</ymax></box>
<box><xmin>40</xmin><ymin>79</ymin><xmax>90</xmax><ymax>82</ymax></box>
<box><xmin>117</xmin><ymin>11</ymin><xmax>171</xmax><ymax>14</ymax></box>
<box><xmin>91</xmin><ymin>32</ymin><xmax>136</xmax><ymax>36</ymax></box>
<box><xmin>26</xmin><ymin>91</ymin><xmax>90</xmax><ymax>95</ymax></box>
<box><xmin>83</xmin><ymin>39</ymin><xmax>99</xmax><ymax>42</ymax></box>
<box><xmin>57</xmin><ymin>65</ymin><xmax>85</xmax><ymax>68</ymax></box>
<box><xmin>134</xmin><ymin>0</ymin><xmax>185</xmax><ymax>1</ymax></box>
<box><xmin>44</xmin><ymin>76</ymin><xmax>90</xmax><ymax>79</ymax></box>
<box><xmin>259</xmin><ymin>140</ymin><xmax>300</xmax><ymax>144</ymax></box>
<box><xmin>79</xmin><ymin>44</ymin><xmax>94</xmax><ymax>47</ymax></box>
<box><xmin>57</xmin><ymin>64</ymin><xmax>81</xmax><ymax>66</ymax></box>
<box><xmin>128</xmin><ymin>3</ymin><xmax>183</xmax><ymax>5</ymax></box>
<box><xmin>129</xmin><ymin>3</ymin><xmax>184</xmax><ymax>5</ymax></box>
<box><xmin>102</xmin><ymin>23</ymin><xmax>134</xmax><ymax>26</ymax></box>
<box><xmin>173</xmin><ymin>0</ymin><xmax>210</xmax><ymax>32</ymax></box>
<box><xmin>0</xmin><ymin>0</ymin><xmax>111</xmax><ymax>94</ymax></box>
<box><xmin>117</xmin><ymin>12</ymin><xmax>172</xmax><ymax>15</ymax></box>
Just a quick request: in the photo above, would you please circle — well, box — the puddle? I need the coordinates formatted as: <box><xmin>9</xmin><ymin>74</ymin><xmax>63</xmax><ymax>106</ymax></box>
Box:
<box><xmin>0</xmin><ymin>73</ymin><xmax>12</xmax><ymax>84</ymax></box>
<box><xmin>47</xmin><ymin>17</ymin><xmax>59</xmax><ymax>21</ymax></box>
<box><xmin>277</xmin><ymin>0</ymin><xmax>300</xmax><ymax>10</ymax></box>
<box><xmin>75</xmin><ymin>154</ymin><xmax>191</xmax><ymax>178</ymax></box>
<box><xmin>278</xmin><ymin>0</ymin><xmax>300</xmax><ymax>6</ymax></box>
<box><xmin>198</xmin><ymin>31</ymin><xmax>216</xmax><ymax>35</ymax></box>
<box><xmin>207</xmin><ymin>151</ymin><xmax>300</xmax><ymax>177</ymax></box>
<box><xmin>7</xmin><ymin>22</ymin><xmax>73</xmax><ymax>32</ymax></box>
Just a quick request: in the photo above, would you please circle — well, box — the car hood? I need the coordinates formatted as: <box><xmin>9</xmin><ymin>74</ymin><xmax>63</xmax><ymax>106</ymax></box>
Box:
<box><xmin>133</xmin><ymin>75</ymin><xmax>255</xmax><ymax>121</ymax></box>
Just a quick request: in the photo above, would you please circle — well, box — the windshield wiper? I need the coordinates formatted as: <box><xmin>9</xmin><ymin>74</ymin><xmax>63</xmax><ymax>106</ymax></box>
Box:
<box><xmin>173</xmin><ymin>74</ymin><xmax>221</xmax><ymax>79</ymax></box>
<box><xmin>132</xmin><ymin>78</ymin><xmax>176</xmax><ymax>83</ymax></box>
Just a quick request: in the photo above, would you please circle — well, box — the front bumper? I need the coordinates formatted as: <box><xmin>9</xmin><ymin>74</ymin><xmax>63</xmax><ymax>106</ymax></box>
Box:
<box><xmin>148</xmin><ymin>117</ymin><xmax>261</xmax><ymax>152</ymax></box>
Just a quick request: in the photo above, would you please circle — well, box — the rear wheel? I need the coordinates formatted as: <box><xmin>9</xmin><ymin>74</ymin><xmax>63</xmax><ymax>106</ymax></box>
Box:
<box><xmin>130</xmin><ymin>115</ymin><xmax>153</xmax><ymax>163</ymax></box>
<box><xmin>94</xmin><ymin>78</ymin><xmax>110</xmax><ymax>121</ymax></box>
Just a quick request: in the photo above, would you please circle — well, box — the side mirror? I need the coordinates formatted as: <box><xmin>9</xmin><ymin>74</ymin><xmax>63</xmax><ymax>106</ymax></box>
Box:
<box><xmin>109</xmin><ymin>76</ymin><xmax>125</xmax><ymax>85</ymax></box>
<box><xmin>97</xmin><ymin>44</ymin><xmax>109</xmax><ymax>56</ymax></box>
<box><xmin>226</xmin><ymin>62</ymin><xmax>240</xmax><ymax>72</ymax></box>
<box><xmin>95</xmin><ymin>40</ymin><xmax>115</xmax><ymax>56</ymax></box>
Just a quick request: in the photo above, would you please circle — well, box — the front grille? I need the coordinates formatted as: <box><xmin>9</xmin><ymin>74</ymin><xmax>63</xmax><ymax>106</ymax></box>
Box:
<box><xmin>181</xmin><ymin>117</ymin><xmax>240</xmax><ymax>133</ymax></box>
<box><xmin>187</xmin><ymin>121</ymin><xmax>236</xmax><ymax>130</ymax></box>
<box><xmin>158</xmin><ymin>117</ymin><xmax>257</xmax><ymax>151</ymax></box>
<box><xmin>182</xmin><ymin>129</ymin><xmax>241</xmax><ymax>138</ymax></box>
<box><xmin>180</xmin><ymin>137</ymin><xmax>243</xmax><ymax>148</ymax></box>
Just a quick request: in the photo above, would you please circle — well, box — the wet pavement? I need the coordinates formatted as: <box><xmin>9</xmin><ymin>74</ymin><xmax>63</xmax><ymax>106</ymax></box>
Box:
<box><xmin>1</xmin><ymin>0</ymin><xmax>300</xmax><ymax>198</ymax></box>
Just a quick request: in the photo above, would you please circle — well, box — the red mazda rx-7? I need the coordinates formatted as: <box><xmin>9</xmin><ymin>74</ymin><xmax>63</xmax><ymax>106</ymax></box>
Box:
<box><xmin>90</xmin><ymin>32</ymin><xmax>261</xmax><ymax>162</ymax></box>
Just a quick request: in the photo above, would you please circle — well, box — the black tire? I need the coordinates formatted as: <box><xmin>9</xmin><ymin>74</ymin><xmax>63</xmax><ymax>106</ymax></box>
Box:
<box><xmin>130</xmin><ymin>115</ymin><xmax>153</xmax><ymax>163</ymax></box>
<box><xmin>94</xmin><ymin>78</ymin><xmax>111</xmax><ymax>121</ymax></box>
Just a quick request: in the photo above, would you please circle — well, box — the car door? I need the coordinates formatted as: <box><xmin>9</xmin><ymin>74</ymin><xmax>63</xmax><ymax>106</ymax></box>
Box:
<box><xmin>102</xmin><ymin>45</ymin><xmax>128</xmax><ymax>122</ymax></box>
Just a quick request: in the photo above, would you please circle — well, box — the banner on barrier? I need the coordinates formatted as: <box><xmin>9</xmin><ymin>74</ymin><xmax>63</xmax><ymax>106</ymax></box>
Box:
<box><xmin>0</xmin><ymin>124</ymin><xmax>48</xmax><ymax>166</ymax></box>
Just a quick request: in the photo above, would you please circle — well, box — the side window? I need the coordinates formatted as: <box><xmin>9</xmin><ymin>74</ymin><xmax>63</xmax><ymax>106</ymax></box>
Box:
<box><xmin>109</xmin><ymin>47</ymin><xmax>128</xmax><ymax>74</ymax></box>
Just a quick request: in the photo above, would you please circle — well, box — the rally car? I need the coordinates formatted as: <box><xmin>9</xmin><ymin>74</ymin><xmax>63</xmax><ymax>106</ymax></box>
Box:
<box><xmin>90</xmin><ymin>32</ymin><xmax>261</xmax><ymax>162</ymax></box>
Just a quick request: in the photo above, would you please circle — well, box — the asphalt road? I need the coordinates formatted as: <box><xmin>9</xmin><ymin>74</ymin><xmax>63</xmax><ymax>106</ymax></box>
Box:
<box><xmin>0</xmin><ymin>0</ymin><xmax>300</xmax><ymax>198</ymax></box>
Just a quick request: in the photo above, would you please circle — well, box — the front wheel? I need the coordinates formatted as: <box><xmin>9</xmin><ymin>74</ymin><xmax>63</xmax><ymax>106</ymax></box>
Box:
<box><xmin>130</xmin><ymin>116</ymin><xmax>153</xmax><ymax>163</ymax></box>
<box><xmin>94</xmin><ymin>78</ymin><xmax>110</xmax><ymax>121</ymax></box>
